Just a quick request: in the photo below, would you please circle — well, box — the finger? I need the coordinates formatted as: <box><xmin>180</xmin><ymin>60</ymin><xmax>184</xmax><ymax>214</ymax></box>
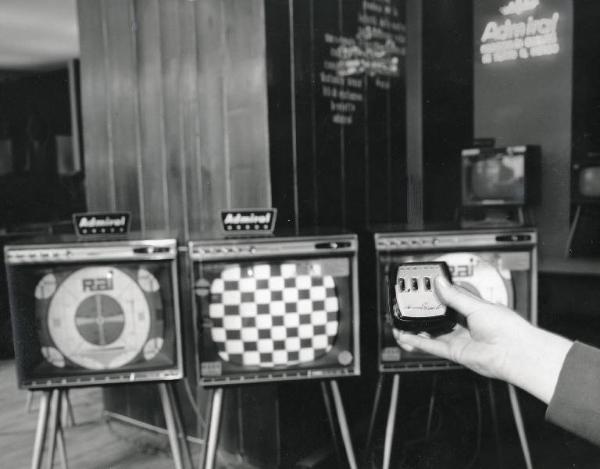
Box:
<box><xmin>392</xmin><ymin>329</ymin><xmax>416</xmax><ymax>352</ymax></box>
<box><xmin>434</xmin><ymin>275</ymin><xmax>486</xmax><ymax>318</ymax></box>
<box><xmin>394</xmin><ymin>332</ymin><xmax>452</xmax><ymax>361</ymax></box>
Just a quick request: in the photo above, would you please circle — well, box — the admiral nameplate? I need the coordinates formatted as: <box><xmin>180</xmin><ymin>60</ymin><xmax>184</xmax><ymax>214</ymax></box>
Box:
<box><xmin>73</xmin><ymin>212</ymin><xmax>131</xmax><ymax>236</ymax></box>
<box><xmin>220</xmin><ymin>209</ymin><xmax>277</xmax><ymax>235</ymax></box>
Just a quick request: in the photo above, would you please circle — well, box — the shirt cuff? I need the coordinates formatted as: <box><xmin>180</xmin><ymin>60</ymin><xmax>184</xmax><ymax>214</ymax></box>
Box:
<box><xmin>546</xmin><ymin>341</ymin><xmax>600</xmax><ymax>445</ymax></box>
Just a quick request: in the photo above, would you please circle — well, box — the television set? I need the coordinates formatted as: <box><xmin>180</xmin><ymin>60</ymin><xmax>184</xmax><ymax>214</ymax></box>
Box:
<box><xmin>374</xmin><ymin>227</ymin><xmax>537</xmax><ymax>372</ymax></box>
<box><xmin>4</xmin><ymin>236</ymin><xmax>183</xmax><ymax>389</ymax></box>
<box><xmin>572</xmin><ymin>161</ymin><xmax>600</xmax><ymax>204</ymax></box>
<box><xmin>461</xmin><ymin>145</ymin><xmax>541</xmax><ymax>206</ymax></box>
<box><xmin>190</xmin><ymin>234</ymin><xmax>360</xmax><ymax>386</ymax></box>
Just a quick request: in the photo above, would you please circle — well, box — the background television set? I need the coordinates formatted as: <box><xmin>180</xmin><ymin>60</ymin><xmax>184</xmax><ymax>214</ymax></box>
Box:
<box><xmin>190</xmin><ymin>234</ymin><xmax>360</xmax><ymax>386</ymax></box>
<box><xmin>461</xmin><ymin>145</ymin><xmax>541</xmax><ymax>207</ymax></box>
<box><xmin>4</xmin><ymin>237</ymin><xmax>183</xmax><ymax>389</ymax></box>
<box><xmin>374</xmin><ymin>227</ymin><xmax>537</xmax><ymax>372</ymax></box>
<box><xmin>572</xmin><ymin>160</ymin><xmax>600</xmax><ymax>204</ymax></box>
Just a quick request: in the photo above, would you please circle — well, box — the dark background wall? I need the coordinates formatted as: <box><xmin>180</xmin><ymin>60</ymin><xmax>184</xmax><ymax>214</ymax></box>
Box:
<box><xmin>0</xmin><ymin>68</ymin><xmax>85</xmax><ymax>227</ymax></box>
<box><xmin>266</xmin><ymin>0</ymin><xmax>408</xmax><ymax>233</ymax></box>
<box><xmin>421</xmin><ymin>0</ymin><xmax>473</xmax><ymax>224</ymax></box>
<box><xmin>265</xmin><ymin>0</ymin><xmax>408</xmax><ymax>464</ymax></box>
<box><xmin>473</xmin><ymin>0</ymin><xmax>574</xmax><ymax>259</ymax></box>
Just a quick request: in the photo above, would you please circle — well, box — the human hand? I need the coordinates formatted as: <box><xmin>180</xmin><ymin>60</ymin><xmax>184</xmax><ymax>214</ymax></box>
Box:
<box><xmin>394</xmin><ymin>275</ymin><xmax>534</xmax><ymax>382</ymax></box>
<box><xmin>394</xmin><ymin>276</ymin><xmax>573</xmax><ymax>403</ymax></box>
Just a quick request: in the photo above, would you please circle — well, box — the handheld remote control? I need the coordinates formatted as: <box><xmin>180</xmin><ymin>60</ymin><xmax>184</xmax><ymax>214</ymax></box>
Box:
<box><xmin>389</xmin><ymin>262</ymin><xmax>457</xmax><ymax>334</ymax></box>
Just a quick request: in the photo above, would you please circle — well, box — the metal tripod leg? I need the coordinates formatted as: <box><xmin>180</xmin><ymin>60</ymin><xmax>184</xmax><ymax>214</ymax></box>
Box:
<box><xmin>508</xmin><ymin>384</ymin><xmax>533</xmax><ymax>469</ymax></box>
<box><xmin>330</xmin><ymin>380</ymin><xmax>358</xmax><ymax>469</ymax></box>
<box><xmin>487</xmin><ymin>379</ymin><xmax>503</xmax><ymax>469</ymax></box>
<box><xmin>56</xmin><ymin>422</ymin><xmax>68</xmax><ymax>469</ymax></box>
<box><xmin>61</xmin><ymin>391</ymin><xmax>75</xmax><ymax>428</ymax></box>
<box><xmin>26</xmin><ymin>391</ymin><xmax>36</xmax><ymax>413</ymax></box>
<box><xmin>158</xmin><ymin>382</ymin><xmax>185</xmax><ymax>469</ymax></box>
<box><xmin>200</xmin><ymin>388</ymin><xmax>223</xmax><ymax>469</ymax></box>
<box><xmin>321</xmin><ymin>382</ymin><xmax>342</xmax><ymax>468</ymax></box>
<box><xmin>45</xmin><ymin>390</ymin><xmax>61</xmax><ymax>469</ymax></box>
<box><xmin>31</xmin><ymin>391</ymin><xmax>51</xmax><ymax>469</ymax></box>
<box><xmin>382</xmin><ymin>374</ymin><xmax>400</xmax><ymax>469</ymax></box>
<box><xmin>425</xmin><ymin>375</ymin><xmax>438</xmax><ymax>438</ymax></box>
<box><xmin>364</xmin><ymin>373</ymin><xmax>385</xmax><ymax>464</ymax></box>
<box><xmin>165</xmin><ymin>382</ymin><xmax>194</xmax><ymax>469</ymax></box>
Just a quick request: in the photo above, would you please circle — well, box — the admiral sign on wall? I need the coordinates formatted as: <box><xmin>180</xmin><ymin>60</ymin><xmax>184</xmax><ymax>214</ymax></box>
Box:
<box><xmin>478</xmin><ymin>0</ymin><xmax>564</xmax><ymax>65</ymax></box>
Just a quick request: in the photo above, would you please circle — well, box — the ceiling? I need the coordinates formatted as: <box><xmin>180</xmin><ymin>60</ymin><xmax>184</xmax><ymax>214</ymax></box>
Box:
<box><xmin>0</xmin><ymin>0</ymin><xmax>79</xmax><ymax>69</ymax></box>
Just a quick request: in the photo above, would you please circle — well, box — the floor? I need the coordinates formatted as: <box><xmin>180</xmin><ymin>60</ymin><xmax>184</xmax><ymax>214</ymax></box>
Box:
<box><xmin>2</xmin><ymin>355</ymin><xmax>600</xmax><ymax>469</ymax></box>
<box><xmin>0</xmin><ymin>359</ymin><xmax>204</xmax><ymax>469</ymax></box>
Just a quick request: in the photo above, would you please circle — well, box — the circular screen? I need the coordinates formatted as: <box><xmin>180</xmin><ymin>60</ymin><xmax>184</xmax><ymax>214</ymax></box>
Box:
<box><xmin>47</xmin><ymin>266</ymin><xmax>152</xmax><ymax>370</ymax></box>
<box><xmin>75</xmin><ymin>294</ymin><xmax>125</xmax><ymax>346</ymax></box>
<box><xmin>434</xmin><ymin>253</ymin><xmax>514</xmax><ymax>308</ymax></box>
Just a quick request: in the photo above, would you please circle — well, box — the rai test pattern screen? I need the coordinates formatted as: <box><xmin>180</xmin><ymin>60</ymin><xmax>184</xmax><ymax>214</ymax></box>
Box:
<box><xmin>195</xmin><ymin>256</ymin><xmax>357</xmax><ymax>385</ymax></box>
<box><xmin>6</xmin><ymin>255</ymin><xmax>181</xmax><ymax>389</ymax></box>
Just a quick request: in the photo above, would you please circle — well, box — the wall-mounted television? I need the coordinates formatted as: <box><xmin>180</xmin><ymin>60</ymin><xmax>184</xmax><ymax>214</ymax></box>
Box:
<box><xmin>190</xmin><ymin>234</ymin><xmax>360</xmax><ymax>386</ymax></box>
<box><xmin>4</xmin><ymin>237</ymin><xmax>183</xmax><ymax>389</ymax></box>
<box><xmin>374</xmin><ymin>227</ymin><xmax>537</xmax><ymax>372</ymax></box>
<box><xmin>572</xmin><ymin>161</ymin><xmax>600</xmax><ymax>204</ymax></box>
<box><xmin>461</xmin><ymin>145</ymin><xmax>541</xmax><ymax>207</ymax></box>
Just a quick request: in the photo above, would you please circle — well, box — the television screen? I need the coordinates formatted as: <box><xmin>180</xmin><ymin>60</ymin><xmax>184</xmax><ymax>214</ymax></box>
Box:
<box><xmin>374</xmin><ymin>228</ymin><xmax>537</xmax><ymax>372</ymax></box>
<box><xmin>190</xmin><ymin>235</ymin><xmax>360</xmax><ymax>386</ymax></box>
<box><xmin>5</xmin><ymin>238</ymin><xmax>183</xmax><ymax>389</ymax></box>
<box><xmin>461</xmin><ymin>146</ymin><xmax>540</xmax><ymax>206</ymax></box>
<box><xmin>572</xmin><ymin>163</ymin><xmax>600</xmax><ymax>202</ymax></box>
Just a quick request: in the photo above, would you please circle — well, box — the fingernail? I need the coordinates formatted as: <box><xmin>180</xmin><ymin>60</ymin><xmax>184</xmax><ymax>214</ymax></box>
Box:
<box><xmin>435</xmin><ymin>275</ymin><xmax>450</xmax><ymax>289</ymax></box>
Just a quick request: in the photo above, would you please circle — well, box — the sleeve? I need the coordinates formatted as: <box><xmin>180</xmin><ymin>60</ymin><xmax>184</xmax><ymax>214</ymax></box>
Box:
<box><xmin>546</xmin><ymin>341</ymin><xmax>600</xmax><ymax>446</ymax></box>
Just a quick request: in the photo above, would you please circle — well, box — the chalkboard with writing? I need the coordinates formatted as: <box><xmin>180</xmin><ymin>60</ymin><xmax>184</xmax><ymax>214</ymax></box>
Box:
<box><xmin>266</xmin><ymin>0</ymin><xmax>407</xmax><ymax>232</ymax></box>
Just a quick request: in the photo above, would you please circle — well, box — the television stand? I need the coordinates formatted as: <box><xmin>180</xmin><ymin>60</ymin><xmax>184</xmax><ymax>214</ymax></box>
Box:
<box><xmin>459</xmin><ymin>206</ymin><xmax>526</xmax><ymax>228</ymax></box>
<box><xmin>199</xmin><ymin>380</ymin><xmax>357</xmax><ymax>469</ymax></box>
<box><xmin>365</xmin><ymin>373</ymin><xmax>533</xmax><ymax>469</ymax></box>
<box><xmin>31</xmin><ymin>382</ymin><xmax>190</xmax><ymax>469</ymax></box>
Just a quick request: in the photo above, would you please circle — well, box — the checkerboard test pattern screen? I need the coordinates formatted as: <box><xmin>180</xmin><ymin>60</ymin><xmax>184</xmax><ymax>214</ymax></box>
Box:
<box><xmin>196</xmin><ymin>257</ymin><xmax>355</xmax><ymax>382</ymax></box>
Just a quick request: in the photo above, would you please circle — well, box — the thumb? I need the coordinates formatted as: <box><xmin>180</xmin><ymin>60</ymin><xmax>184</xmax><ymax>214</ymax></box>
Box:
<box><xmin>434</xmin><ymin>275</ymin><xmax>485</xmax><ymax>318</ymax></box>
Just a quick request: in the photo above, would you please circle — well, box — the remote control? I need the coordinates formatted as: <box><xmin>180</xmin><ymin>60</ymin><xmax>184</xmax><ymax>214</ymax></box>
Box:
<box><xmin>389</xmin><ymin>262</ymin><xmax>457</xmax><ymax>334</ymax></box>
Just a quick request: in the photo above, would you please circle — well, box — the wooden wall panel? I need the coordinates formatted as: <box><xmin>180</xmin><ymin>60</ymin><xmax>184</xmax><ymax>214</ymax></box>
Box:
<box><xmin>135</xmin><ymin>0</ymin><xmax>169</xmax><ymax>232</ymax></box>
<box><xmin>224</xmin><ymin>0</ymin><xmax>272</xmax><ymax>209</ymax></box>
<box><xmin>78</xmin><ymin>0</ymin><xmax>271</xmax><ymax>238</ymax></box>
<box><xmin>105</xmin><ymin>1</ymin><xmax>142</xmax><ymax>231</ymax></box>
<box><xmin>78</xmin><ymin>0</ymin><xmax>114</xmax><ymax>211</ymax></box>
<box><xmin>77</xmin><ymin>0</ymin><xmax>275</xmax><ymax>463</ymax></box>
<box><xmin>195</xmin><ymin>0</ymin><xmax>229</xmax><ymax>233</ymax></box>
<box><xmin>158</xmin><ymin>0</ymin><xmax>186</xmax><ymax>236</ymax></box>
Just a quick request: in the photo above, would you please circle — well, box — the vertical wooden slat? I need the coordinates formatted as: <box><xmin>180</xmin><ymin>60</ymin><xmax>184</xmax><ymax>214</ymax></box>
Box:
<box><xmin>179</xmin><ymin>1</ymin><xmax>198</xmax><ymax>239</ymax></box>
<box><xmin>78</xmin><ymin>0</ymin><xmax>113</xmax><ymax>211</ymax></box>
<box><xmin>406</xmin><ymin>0</ymin><xmax>423</xmax><ymax>226</ymax></box>
<box><xmin>341</xmin><ymin>0</ymin><xmax>367</xmax><ymax>230</ymax></box>
<box><xmin>135</xmin><ymin>0</ymin><xmax>169</xmax><ymax>231</ymax></box>
<box><xmin>313</xmin><ymin>0</ymin><xmax>343</xmax><ymax>229</ymax></box>
<box><xmin>265</xmin><ymin>0</ymin><xmax>296</xmax><ymax>231</ymax></box>
<box><xmin>158</xmin><ymin>1</ymin><xmax>184</xmax><ymax>234</ymax></box>
<box><xmin>223</xmin><ymin>0</ymin><xmax>272</xmax><ymax>209</ymax></box>
<box><xmin>196</xmin><ymin>0</ymin><xmax>227</xmax><ymax>232</ymax></box>
<box><xmin>104</xmin><ymin>0</ymin><xmax>141</xmax><ymax>229</ymax></box>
